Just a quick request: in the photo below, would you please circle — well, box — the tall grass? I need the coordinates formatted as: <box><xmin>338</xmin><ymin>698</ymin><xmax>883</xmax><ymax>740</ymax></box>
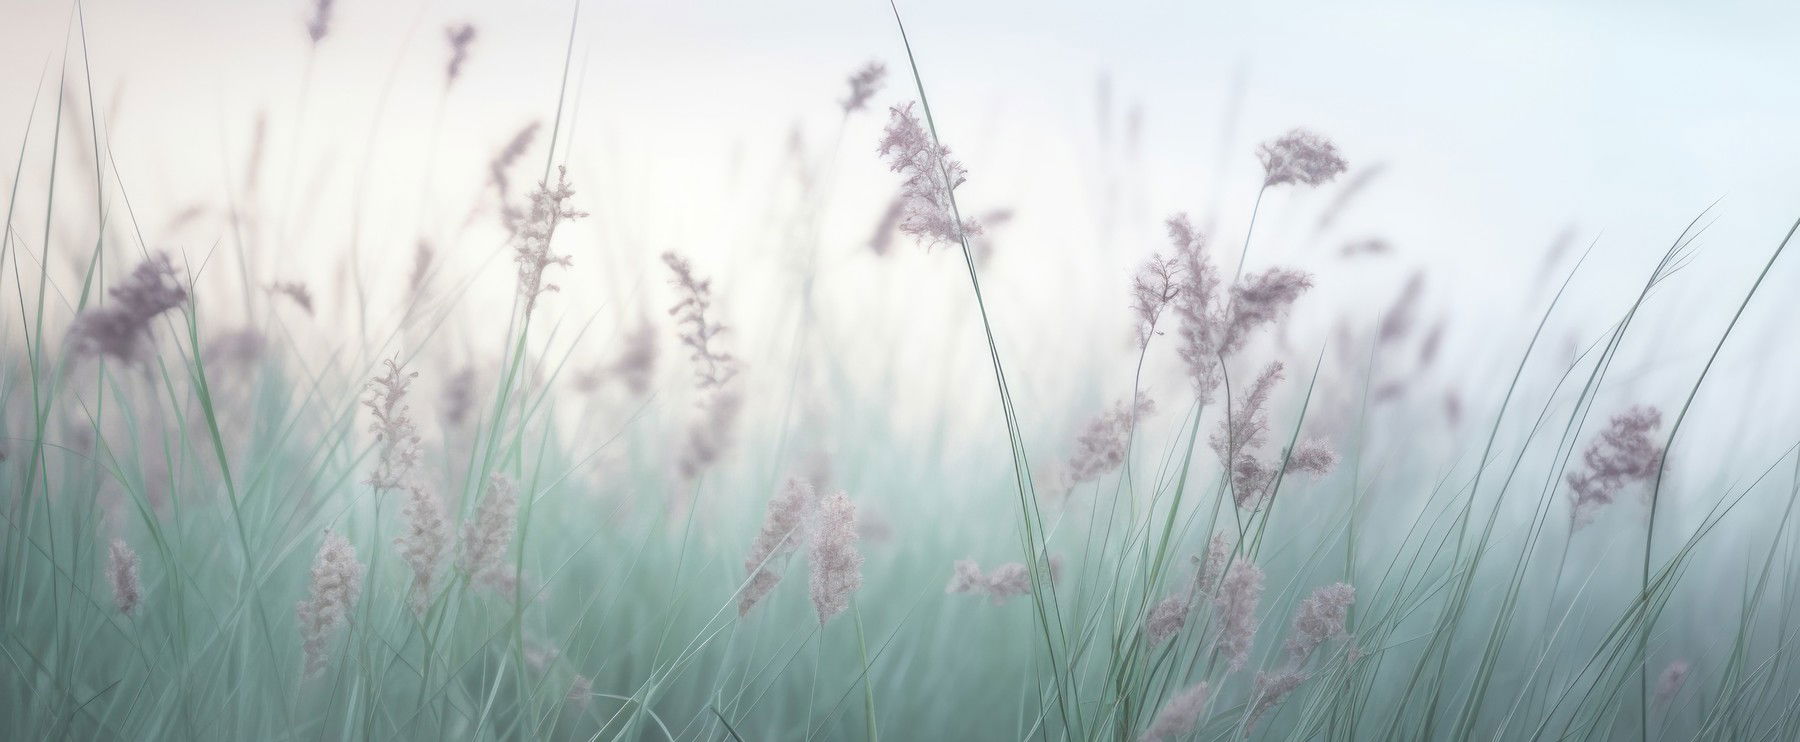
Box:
<box><xmin>2</xmin><ymin>4</ymin><xmax>1798</xmax><ymax>741</ymax></box>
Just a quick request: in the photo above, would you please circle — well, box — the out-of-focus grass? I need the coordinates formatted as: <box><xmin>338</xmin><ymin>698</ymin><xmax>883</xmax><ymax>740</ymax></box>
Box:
<box><xmin>2</xmin><ymin>5</ymin><xmax>1798</xmax><ymax>742</ymax></box>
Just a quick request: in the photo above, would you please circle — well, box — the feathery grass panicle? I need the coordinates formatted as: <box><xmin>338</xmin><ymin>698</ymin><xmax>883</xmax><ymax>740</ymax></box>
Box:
<box><xmin>808</xmin><ymin>491</ymin><xmax>862</xmax><ymax>624</ymax></box>
<box><xmin>1222</xmin><ymin>268</ymin><xmax>1313</xmax><ymax>353</ymax></box>
<box><xmin>1213</xmin><ymin>557</ymin><xmax>1265</xmax><ymax>672</ymax></box>
<box><xmin>297</xmin><ymin>530</ymin><xmax>364</xmax><ymax>680</ymax></box>
<box><xmin>1167</xmin><ymin>215</ymin><xmax>1226</xmax><ymax>402</ymax></box>
<box><xmin>663</xmin><ymin>252</ymin><xmax>739</xmax><ymax>392</ymax></box>
<box><xmin>363</xmin><ymin>358</ymin><xmax>420</xmax><ymax>492</ymax></box>
<box><xmin>1132</xmin><ymin>252</ymin><xmax>1184</xmax><ymax>349</ymax></box>
<box><xmin>107</xmin><ymin>539</ymin><xmax>141</xmax><ymax>616</ymax></box>
<box><xmin>459</xmin><ymin>474</ymin><xmax>519</xmax><ymax>590</ymax></box>
<box><xmin>441</xmin><ymin>366</ymin><xmax>476</xmax><ymax>427</ymax></box>
<box><xmin>1654</xmin><ymin>659</ymin><xmax>1690</xmax><ymax>707</ymax></box>
<box><xmin>1567</xmin><ymin>405</ymin><xmax>1665</xmax><ymax>530</ymax></box>
<box><xmin>878</xmin><ymin>102</ymin><xmax>982</xmax><ymax>250</ymax></box>
<box><xmin>665</xmin><ymin>252</ymin><xmax>744</xmax><ymax>478</ymax></box>
<box><xmin>489</xmin><ymin>121</ymin><xmax>541</xmax><ymax>199</ymax></box>
<box><xmin>305</xmin><ymin>0</ymin><xmax>334</xmax><ymax>45</ymax></box>
<box><xmin>945</xmin><ymin>559</ymin><xmax>1038</xmax><ymax>605</ymax></box>
<box><xmin>444</xmin><ymin>23</ymin><xmax>477</xmax><ymax>86</ymax></box>
<box><xmin>868</xmin><ymin>194</ymin><xmax>905</xmax><ymax>256</ymax></box>
<box><xmin>513</xmin><ymin>166</ymin><xmax>586</xmax><ymax>317</ymax></box>
<box><xmin>740</xmin><ymin>479</ymin><xmax>820</xmax><ymax>617</ymax></box>
<box><xmin>567</xmin><ymin>674</ymin><xmax>592</xmax><ymax>707</ymax></box>
<box><xmin>1068</xmin><ymin>394</ymin><xmax>1155</xmax><ymax>485</ymax></box>
<box><xmin>1212</xmin><ymin>362</ymin><xmax>1285</xmax><ymax>507</ymax></box>
<box><xmin>841</xmin><ymin>61</ymin><xmax>887</xmax><ymax>114</ymax></box>
<box><xmin>1284</xmin><ymin>439</ymin><xmax>1339</xmax><ymax>478</ymax></box>
<box><xmin>1283</xmin><ymin>582</ymin><xmax>1355</xmax><ymax>665</ymax></box>
<box><xmin>68</xmin><ymin>253</ymin><xmax>188</xmax><ymax>363</ymax></box>
<box><xmin>1247</xmin><ymin>670</ymin><xmax>1308</xmax><ymax>731</ymax></box>
<box><xmin>268</xmin><ymin>280</ymin><xmax>314</xmax><ymax>315</ymax></box>
<box><xmin>1257</xmin><ymin>128</ymin><xmax>1348</xmax><ymax>188</ymax></box>
<box><xmin>607</xmin><ymin>318</ymin><xmax>659</xmax><ymax>397</ymax></box>
<box><xmin>396</xmin><ymin>483</ymin><xmax>449</xmax><ymax>615</ymax></box>
<box><xmin>1141</xmin><ymin>682</ymin><xmax>1210</xmax><ymax>742</ymax></box>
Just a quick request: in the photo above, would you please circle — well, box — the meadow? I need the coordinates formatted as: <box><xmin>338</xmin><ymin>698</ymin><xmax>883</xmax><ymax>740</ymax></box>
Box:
<box><xmin>2</xmin><ymin>1</ymin><xmax>1798</xmax><ymax>740</ymax></box>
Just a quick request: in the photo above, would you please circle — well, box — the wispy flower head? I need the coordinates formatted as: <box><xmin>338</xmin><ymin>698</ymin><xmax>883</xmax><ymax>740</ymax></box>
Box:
<box><xmin>445</xmin><ymin>23</ymin><xmax>477</xmax><ymax>86</ymax></box>
<box><xmin>1247</xmin><ymin>670</ymin><xmax>1308</xmax><ymax>730</ymax></box>
<box><xmin>108</xmin><ymin>539</ymin><xmax>141</xmax><ymax>616</ymax></box>
<box><xmin>663</xmin><ymin>252</ymin><xmax>739</xmax><ymax>392</ymax></box>
<box><xmin>608</xmin><ymin>318</ymin><xmax>659</xmax><ymax>397</ymax></box>
<box><xmin>514</xmin><ymin>166</ymin><xmax>586</xmax><ymax>316</ymax></box>
<box><xmin>396</xmin><ymin>483</ymin><xmax>449</xmax><ymax>615</ymax></box>
<box><xmin>1212</xmin><ymin>362</ymin><xmax>1285</xmax><ymax>507</ymax></box>
<box><xmin>1257</xmin><ymin>128</ymin><xmax>1347</xmax><ymax>188</ymax></box>
<box><xmin>1068</xmin><ymin>394</ymin><xmax>1155</xmax><ymax>485</ymax></box>
<box><xmin>878</xmin><ymin>102</ymin><xmax>982</xmax><ymax>250</ymax></box>
<box><xmin>1132</xmin><ymin>252</ymin><xmax>1184</xmax><ymax>349</ymax></box>
<box><xmin>841</xmin><ymin>61</ymin><xmax>886</xmax><ymax>114</ymax></box>
<box><xmin>1284</xmin><ymin>582</ymin><xmax>1355</xmax><ymax>665</ymax></box>
<box><xmin>297</xmin><ymin>530</ymin><xmax>364</xmax><ymax>680</ymax></box>
<box><xmin>740</xmin><ymin>479</ymin><xmax>821</xmax><ymax>617</ymax></box>
<box><xmin>1567</xmin><ymin>405</ymin><xmax>1664</xmax><ymax>530</ymax></box>
<box><xmin>868</xmin><ymin>194</ymin><xmax>906</xmax><ymax>256</ymax></box>
<box><xmin>363</xmin><ymin>359</ymin><xmax>421</xmax><ymax>493</ymax></box>
<box><xmin>945</xmin><ymin>559</ymin><xmax>1045</xmax><ymax>605</ymax></box>
<box><xmin>269</xmin><ymin>280</ymin><xmax>314</xmax><ymax>315</ymax></box>
<box><xmin>1141</xmin><ymin>682</ymin><xmax>1210</xmax><ymax>742</ymax></box>
<box><xmin>68</xmin><ymin>253</ymin><xmax>188</xmax><ymax>363</ymax></box>
<box><xmin>1222</xmin><ymin>268</ymin><xmax>1313</xmax><ymax>354</ymax></box>
<box><xmin>441</xmin><ymin>365</ymin><xmax>477</xmax><ymax>427</ymax></box>
<box><xmin>459</xmin><ymin>474</ymin><xmax>519</xmax><ymax>590</ymax></box>
<box><xmin>1284</xmin><ymin>439</ymin><xmax>1338</xmax><ymax>478</ymax></box>
<box><xmin>305</xmin><ymin>0</ymin><xmax>334</xmax><ymax>45</ymax></box>
<box><xmin>1654</xmin><ymin>659</ymin><xmax>1690</xmax><ymax>707</ymax></box>
<box><xmin>567</xmin><ymin>674</ymin><xmax>592</xmax><ymax>707</ymax></box>
<box><xmin>489</xmin><ymin>121</ymin><xmax>540</xmax><ymax>198</ymax></box>
<box><xmin>1213</xmin><ymin>558</ymin><xmax>1265</xmax><ymax>672</ymax></box>
<box><xmin>808</xmin><ymin>491</ymin><xmax>863</xmax><ymax>624</ymax></box>
<box><xmin>1167</xmin><ymin>215</ymin><xmax>1226</xmax><ymax>402</ymax></box>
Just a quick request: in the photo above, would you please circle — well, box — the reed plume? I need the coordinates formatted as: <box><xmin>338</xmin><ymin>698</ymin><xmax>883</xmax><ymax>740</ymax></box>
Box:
<box><xmin>1257</xmin><ymin>129</ymin><xmax>1348</xmax><ymax>188</ymax></box>
<box><xmin>297</xmin><ymin>530</ymin><xmax>364</xmax><ymax>680</ymax></box>
<box><xmin>878</xmin><ymin>102</ymin><xmax>982</xmax><ymax>250</ymax></box>
<box><xmin>459</xmin><ymin>474</ymin><xmax>520</xmax><ymax>591</ymax></box>
<box><xmin>841</xmin><ymin>61</ymin><xmax>886</xmax><ymax>114</ymax></box>
<box><xmin>1141</xmin><ymin>682</ymin><xmax>1210</xmax><ymax>742</ymax></box>
<box><xmin>808</xmin><ymin>491</ymin><xmax>862</xmax><ymax>624</ymax></box>
<box><xmin>740</xmin><ymin>479</ymin><xmax>820</xmax><ymax>617</ymax></box>
<box><xmin>445</xmin><ymin>24</ymin><xmax>476</xmax><ymax>86</ymax></box>
<box><xmin>68</xmin><ymin>253</ymin><xmax>188</xmax><ymax>363</ymax></box>
<box><xmin>107</xmin><ymin>539</ymin><xmax>141</xmax><ymax>616</ymax></box>
<box><xmin>1567</xmin><ymin>405</ymin><xmax>1665</xmax><ymax>530</ymax></box>
<box><xmin>1067</xmin><ymin>394</ymin><xmax>1154</xmax><ymax>485</ymax></box>
<box><xmin>1213</xmin><ymin>557</ymin><xmax>1265</xmax><ymax>672</ymax></box>
<box><xmin>514</xmin><ymin>166</ymin><xmax>586</xmax><ymax>317</ymax></box>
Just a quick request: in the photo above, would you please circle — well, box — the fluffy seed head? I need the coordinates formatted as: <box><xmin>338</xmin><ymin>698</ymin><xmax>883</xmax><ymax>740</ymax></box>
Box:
<box><xmin>1248</xmin><ymin>671</ymin><xmax>1309</xmax><ymax>730</ymax></box>
<box><xmin>107</xmin><ymin>539</ymin><xmax>141</xmax><ymax>616</ymax></box>
<box><xmin>396</xmin><ymin>483</ymin><xmax>450</xmax><ymax>615</ymax></box>
<box><xmin>878</xmin><ymin>102</ymin><xmax>982</xmax><ymax>250</ymax></box>
<box><xmin>68</xmin><ymin>253</ymin><xmax>188</xmax><ymax>363</ymax></box>
<box><xmin>1567</xmin><ymin>405</ymin><xmax>1664</xmax><ymax>530</ymax></box>
<box><xmin>945</xmin><ymin>559</ymin><xmax>1045</xmax><ymax>605</ymax></box>
<box><xmin>459</xmin><ymin>475</ymin><xmax>519</xmax><ymax>588</ymax></box>
<box><xmin>1141</xmin><ymin>682</ymin><xmax>1210</xmax><ymax>742</ymax></box>
<box><xmin>740</xmin><ymin>479</ymin><xmax>821</xmax><ymax>617</ymax></box>
<box><xmin>363</xmin><ymin>358</ymin><xmax>421</xmax><ymax>492</ymax></box>
<box><xmin>297</xmin><ymin>530</ymin><xmax>364</xmax><ymax>680</ymax></box>
<box><xmin>1257</xmin><ymin>128</ymin><xmax>1347</xmax><ymax>188</ymax></box>
<box><xmin>841</xmin><ymin>61</ymin><xmax>886</xmax><ymax>114</ymax></box>
<box><xmin>1284</xmin><ymin>582</ymin><xmax>1355</xmax><ymax>665</ymax></box>
<box><xmin>808</xmin><ymin>491</ymin><xmax>863</xmax><ymax>624</ymax></box>
<box><xmin>1213</xmin><ymin>558</ymin><xmax>1265</xmax><ymax>672</ymax></box>
<box><xmin>513</xmin><ymin>166</ymin><xmax>586</xmax><ymax>316</ymax></box>
<box><xmin>305</xmin><ymin>0</ymin><xmax>334</xmax><ymax>45</ymax></box>
<box><xmin>445</xmin><ymin>24</ymin><xmax>477</xmax><ymax>85</ymax></box>
<box><xmin>1284</xmin><ymin>439</ymin><xmax>1339</xmax><ymax>478</ymax></box>
<box><xmin>1068</xmin><ymin>394</ymin><xmax>1155</xmax><ymax>485</ymax></box>
<box><xmin>1654</xmin><ymin>660</ymin><xmax>1690</xmax><ymax>707</ymax></box>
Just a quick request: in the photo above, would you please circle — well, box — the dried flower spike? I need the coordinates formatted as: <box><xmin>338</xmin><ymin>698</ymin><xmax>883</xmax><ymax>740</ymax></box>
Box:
<box><xmin>1283</xmin><ymin>582</ymin><xmax>1355</xmax><ymax>665</ymax></box>
<box><xmin>1067</xmin><ymin>394</ymin><xmax>1155</xmax><ymax>485</ymax></box>
<box><xmin>1141</xmin><ymin>682</ymin><xmax>1209</xmax><ymax>742</ymax></box>
<box><xmin>740</xmin><ymin>479</ymin><xmax>821</xmax><ymax>617</ymax></box>
<box><xmin>1654</xmin><ymin>659</ymin><xmax>1690</xmax><ymax>707</ymax></box>
<box><xmin>1213</xmin><ymin>558</ymin><xmax>1264</xmax><ymax>672</ymax></box>
<box><xmin>107</xmin><ymin>539</ymin><xmax>141</xmax><ymax>616</ymax></box>
<box><xmin>363</xmin><ymin>358</ymin><xmax>421</xmax><ymax>492</ymax></box>
<box><xmin>808</xmin><ymin>491</ymin><xmax>863</xmax><ymax>624</ymax></box>
<box><xmin>878</xmin><ymin>102</ymin><xmax>982</xmax><ymax>250</ymax></box>
<box><xmin>297</xmin><ymin>530</ymin><xmax>365</xmax><ymax>679</ymax></box>
<box><xmin>68</xmin><ymin>253</ymin><xmax>188</xmax><ymax>363</ymax></box>
<box><xmin>305</xmin><ymin>0</ymin><xmax>334</xmax><ymax>45</ymax></box>
<box><xmin>445</xmin><ymin>23</ymin><xmax>477</xmax><ymax>86</ymax></box>
<box><xmin>1257</xmin><ymin>128</ymin><xmax>1347</xmax><ymax>188</ymax></box>
<box><xmin>1567</xmin><ymin>405</ymin><xmax>1664</xmax><ymax>530</ymax></box>
<box><xmin>841</xmin><ymin>61</ymin><xmax>886</xmax><ymax>114</ymax></box>
<box><xmin>459</xmin><ymin>474</ymin><xmax>520</xmax><ymax>590</ymax></box>
<box><xmin>514</xmin><ymin>166</ymin><xmax>586</xmax><ymax>317</ymax></box>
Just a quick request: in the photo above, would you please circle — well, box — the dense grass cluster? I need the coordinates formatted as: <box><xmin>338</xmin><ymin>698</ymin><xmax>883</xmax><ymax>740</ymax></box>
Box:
<box><xmin>3</xmin><ymin>3</ymin><xmax>1798</xmax><ymax>741</ymax></box>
